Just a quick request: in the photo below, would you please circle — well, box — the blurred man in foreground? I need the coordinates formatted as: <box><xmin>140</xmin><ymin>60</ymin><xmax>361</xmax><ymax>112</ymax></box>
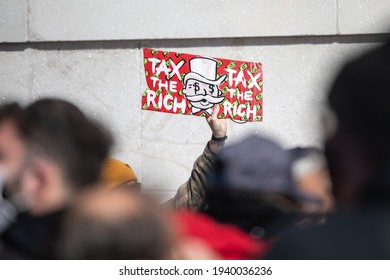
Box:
<box><xmin>0</xmin><ymin>98</ymin><xmax>111</xmax><ymax>259</ymax></box>
<box><xmin>267</xmin><ymin>40</ymin><xmax>390</xmax><ymax>259</ymax></box>
<box><xmin>0</xmin><ymin>104</ymin><xmax>31</xmax><ymax>233</ymax></box>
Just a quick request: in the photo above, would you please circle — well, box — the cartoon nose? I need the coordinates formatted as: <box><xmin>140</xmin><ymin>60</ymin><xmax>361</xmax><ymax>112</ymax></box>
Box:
<box><xmin>202</xmin><ymin>89</ymin><xmax>207</xmax><ymax>96</ymax></box>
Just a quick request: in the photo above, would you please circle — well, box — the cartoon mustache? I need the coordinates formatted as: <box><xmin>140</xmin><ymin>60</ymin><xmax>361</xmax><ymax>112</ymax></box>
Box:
<box><xmin>185</xmin><ymin>94</ymin><xmax>225</xmax><ymax>104</ymax></box>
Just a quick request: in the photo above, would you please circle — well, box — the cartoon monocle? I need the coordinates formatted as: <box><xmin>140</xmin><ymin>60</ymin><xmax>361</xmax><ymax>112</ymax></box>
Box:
<box><xmin>182</xmin><ymin>57</ymin><xmax>227</xmax><ymax>115</ymax></box>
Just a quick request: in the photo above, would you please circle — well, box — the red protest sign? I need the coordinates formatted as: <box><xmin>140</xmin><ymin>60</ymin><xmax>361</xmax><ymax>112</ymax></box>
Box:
<box><xmin>142</xmin><ymin>48</ymin><xmax>263</xmax><ymax>122</ymax></box>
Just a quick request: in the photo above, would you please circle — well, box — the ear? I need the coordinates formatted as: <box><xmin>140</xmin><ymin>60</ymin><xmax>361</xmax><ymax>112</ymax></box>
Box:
<box><xmin>25</xmin><ymin>159</ymin><xmax>48</xmax><ymax>201</ymax></box>
<box><xmin>34</xmin><ymin>160</ymin><xmax>48</xmax><ymax>193</ymax></box>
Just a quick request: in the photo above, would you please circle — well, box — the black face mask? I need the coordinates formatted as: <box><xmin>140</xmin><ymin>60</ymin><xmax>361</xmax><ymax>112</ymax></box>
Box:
<box><xmin>0</xmin><ymin>201</ymin><xmax>17</xmax><ymax>234</ymax></box>
<box><xmin>0</xmin><ymin>180</ymin><xmax>18</xmax><ymax>234</ymax></box>
<box><xmin>201</xmin><ymin>188</ymin><xmax>300</xmax><ymax>239</ymax></box>
<box><xmin>0</xmin><ymin>173</ymin><xmax>29</xmax><ymax>234</ymax></box>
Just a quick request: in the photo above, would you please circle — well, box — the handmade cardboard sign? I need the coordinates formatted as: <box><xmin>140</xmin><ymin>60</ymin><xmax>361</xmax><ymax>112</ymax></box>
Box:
<box><xmin>142</xmin><ymin>48</ymin><xmax>263</xmax><ymax>122</ymax></box>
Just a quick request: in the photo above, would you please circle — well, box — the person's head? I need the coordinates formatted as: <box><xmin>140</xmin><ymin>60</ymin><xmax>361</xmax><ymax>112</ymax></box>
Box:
<box><xmin>0</xmin><ymin>103</ymin><xmax>29</xmax><ymax>188</ymax></box>
<box><xmin>323</xmin><ymin>40</ymin><xmax>390</xmax><ymax>207</ymax></box>
<box><xmin>57</xmin><ymin>188</ymin><xmax>171</xmax><ymax>259</ymax></box>
<box><xmin>202</xmin><ymin>134</ymin><xmax>305</xmax><ymax>238</ymax></box>
<box><xmin>20</xmin><ymin>98</ymin><xmax>112</xmax><ymax>215</ymax></box>
<box><xmin>288</xmin><ymin>147</ymin><xmax>334</xmax><ymax>214</ymax></box>
<box><xmin>99</xmin><ymin>158</ymin><xmax>140</xmax><ymax>192</ymax></box>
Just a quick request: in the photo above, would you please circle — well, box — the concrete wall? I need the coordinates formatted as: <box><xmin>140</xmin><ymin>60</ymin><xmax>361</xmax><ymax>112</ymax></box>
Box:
<box><xmin>1</xmin><ymin>1</ymin><xmax>389</xmax><ymax>200</ymax></box>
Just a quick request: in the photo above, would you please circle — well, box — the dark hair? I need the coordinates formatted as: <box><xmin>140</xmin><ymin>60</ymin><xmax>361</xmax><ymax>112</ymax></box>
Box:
<box><xmin>201</xmin><ymin>187</ymin><xmax>301</xmax><ymax>239</ymax></box>
<box><xmin>326</xmin><ymin>41</ymin><xmax>390</xmax><ymax>202</ymax></box>
<box><xmin>328</xmin><ymin>41</ymin><xmax>390</xmax><ymax>159</ymax></box>
<box><xmin>23</xmin><ymin>98</ymin><xmax>112</xmax><ymax>188</ymax></box>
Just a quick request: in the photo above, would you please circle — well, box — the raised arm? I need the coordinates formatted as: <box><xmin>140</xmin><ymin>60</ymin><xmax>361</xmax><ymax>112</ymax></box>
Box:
<box><xmin>162</xmin><ymin>105</ymin><xmax>227</xmax><ymax>210</ymax></box>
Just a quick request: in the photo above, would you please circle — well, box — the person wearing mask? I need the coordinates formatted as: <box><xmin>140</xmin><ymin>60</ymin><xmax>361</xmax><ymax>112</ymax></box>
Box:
<box><xmin>0</xmin><ymin>98</ymin><xmax>112</xmax><ymax>259</ymax></box>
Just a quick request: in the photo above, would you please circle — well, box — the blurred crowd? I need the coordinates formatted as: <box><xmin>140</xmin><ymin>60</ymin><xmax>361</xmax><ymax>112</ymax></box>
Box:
<box><xmin>0</xmin><ymin>39</ymin><xmax>390</xmax><ymax>260</ymax></box>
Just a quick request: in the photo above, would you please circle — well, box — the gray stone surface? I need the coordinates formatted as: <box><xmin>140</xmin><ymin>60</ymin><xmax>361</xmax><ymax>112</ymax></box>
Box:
<box><xmin>338</xmin><ymin>0</ymin><xmax>390</xmax><ymax>34</ymax></box>
<box><xmin>0</xmin><ymin>49</ymin><xmax>32</xmax><ymax>103</ymax></box>
<box><xmin>0</xmin><ymin>44</ymin><xmax>142</xmax><ymax>178</ymax></box>
<box><xmin>29</xmin><ymin>0</ymin><xmax>337</xmax><ymax>42</ymax></box>
<box><xmin>0</xmin><ymin>0</ymin><xmax>27</xmax><ymax>42</ymax></box>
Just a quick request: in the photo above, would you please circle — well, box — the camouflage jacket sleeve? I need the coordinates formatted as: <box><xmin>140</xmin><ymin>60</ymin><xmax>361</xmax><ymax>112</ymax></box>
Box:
<box><xmin>162</xmin><ymin>139</ymin><xmax>225</xmax><ymax>211</ymax></box>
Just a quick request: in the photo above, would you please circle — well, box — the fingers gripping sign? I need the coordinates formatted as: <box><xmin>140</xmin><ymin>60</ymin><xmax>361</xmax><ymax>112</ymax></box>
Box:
<box><xmin>207</xmin><ymin>105</ymin><xmax>227</xmax><ymax>139</ymax></box>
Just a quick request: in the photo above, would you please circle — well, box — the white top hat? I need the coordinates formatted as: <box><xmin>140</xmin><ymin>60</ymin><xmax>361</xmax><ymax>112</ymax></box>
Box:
<box><xmin>183</xmin><ymin>57</ymin><xmax>227</xmax><ymax>85</ymax></box>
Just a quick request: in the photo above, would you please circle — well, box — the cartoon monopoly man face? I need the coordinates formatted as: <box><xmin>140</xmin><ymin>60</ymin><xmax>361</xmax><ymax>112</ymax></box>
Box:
<box><xmin>183</xmin><ymin>57</ymin><xmax>227</xmax><ymax>115</ymax></box>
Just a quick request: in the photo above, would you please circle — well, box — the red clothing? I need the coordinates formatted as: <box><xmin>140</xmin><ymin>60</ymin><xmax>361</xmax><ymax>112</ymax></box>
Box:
<box><xmin>171</xmin><ymin>211</ymin><xmax>272</xmax><ymax>260</ymax></box>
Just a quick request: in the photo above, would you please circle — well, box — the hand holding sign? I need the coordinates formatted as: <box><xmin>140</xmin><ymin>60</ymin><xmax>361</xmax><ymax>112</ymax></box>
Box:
<box><xmin>207</xmin><ymin>105</ymin><xmax>227</xmax><ymax>138</ymax></box>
